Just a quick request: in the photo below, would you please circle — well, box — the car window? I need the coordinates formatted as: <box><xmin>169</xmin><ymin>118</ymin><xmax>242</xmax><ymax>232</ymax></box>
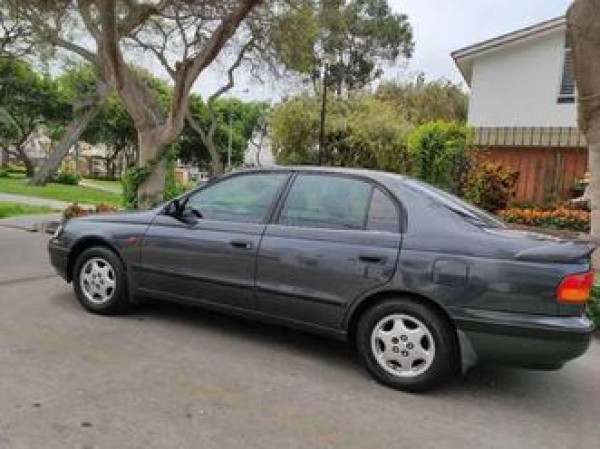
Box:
<box><xmin>403</xmin><ymin>179</ymin><xmax>505</xmax><ymax>229</ymax></box>
<box><xmin>185</xmin><ymin>173</ymin><xmax>287</xmax><ymax>223</ymax></box>
<box><xmin>367</xmin><ymin>188</ymin><xmax>400</xmax><ymax>233</ymax></box>
<box><xmin>279</xmin><ymin>174</ymin><xmax>372</xmax><ymax>230</ymax></box>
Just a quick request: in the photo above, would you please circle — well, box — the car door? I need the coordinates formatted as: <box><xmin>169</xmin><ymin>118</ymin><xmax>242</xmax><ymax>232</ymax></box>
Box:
<box><xmin>255</xmin><ymin>173</ymin><xmax>402</xmax><ymax>329</ymax></box>
<box><xmin>139</xmin><ymin>171</ymin><xmax>290</xmax><ymax>310</ymax></box>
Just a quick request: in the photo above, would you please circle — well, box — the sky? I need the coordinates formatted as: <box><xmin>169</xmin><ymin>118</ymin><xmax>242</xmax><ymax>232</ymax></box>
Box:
<box><xmin>198</xmin><ymin>0</ymin><xmax>574</xmax><ymax>102</ymax></box>
<box><xmin>395</xmin><ymin>0</ymin><xmax>573</xmax><ymax>85</ymax></box>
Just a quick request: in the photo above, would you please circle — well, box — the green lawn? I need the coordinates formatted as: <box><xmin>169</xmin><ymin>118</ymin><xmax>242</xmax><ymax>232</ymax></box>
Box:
<box><xmin>0</xmin><ymin>202</ymin><xmax>57</xmax><ymax>218</ymax></box>
<box><xmin>0</xmin><ymin>177</ymin><xmax>121</xmax><ymax>206</ymax></box>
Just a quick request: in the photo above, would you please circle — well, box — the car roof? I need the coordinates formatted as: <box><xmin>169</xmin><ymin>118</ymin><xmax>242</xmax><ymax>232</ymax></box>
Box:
<box><xmin>232</xmin><ymin>165</ymin><xmax>408</xmax><ymax>185</ymax></box>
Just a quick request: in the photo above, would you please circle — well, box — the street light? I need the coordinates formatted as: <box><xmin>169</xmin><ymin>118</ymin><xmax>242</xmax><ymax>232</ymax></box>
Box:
<box><xmin>227</xmin><ymin>107</ymin><xmax>233</xmax><ymax>171</ymax></box>
<box><xmin>316</xmin><ymin>58</ymin><xmax>331</xmax><ymax>166</ymax></box>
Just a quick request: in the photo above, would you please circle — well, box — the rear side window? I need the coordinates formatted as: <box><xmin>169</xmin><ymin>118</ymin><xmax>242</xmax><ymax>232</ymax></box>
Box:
<box><xmin>367</xmin><ymin>189</ymin><xmax>400</xmax><ymax>233</ymax></box>
<box><xmin>279</xmin><ymin>174</ymin><xmax>372</xmax><ymax>230</ymax></box>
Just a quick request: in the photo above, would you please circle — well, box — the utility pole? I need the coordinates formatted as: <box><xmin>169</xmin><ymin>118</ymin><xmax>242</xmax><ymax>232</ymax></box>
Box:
<box><xmin>318</xmin><ymin>61</ymin><xmax>329</xmax><ymax>166</ymax></box>
<box><xmin>227</xmin><ymin>107</ymin><xmax>233</xmax><ymax>171</ymax></box>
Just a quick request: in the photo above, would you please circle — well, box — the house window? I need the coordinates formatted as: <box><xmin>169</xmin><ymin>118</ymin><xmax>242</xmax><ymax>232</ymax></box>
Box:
<box><xmin>558</xmin><ymin>32</ymin><xmax>575</xmax><ymax>104</ymax></box>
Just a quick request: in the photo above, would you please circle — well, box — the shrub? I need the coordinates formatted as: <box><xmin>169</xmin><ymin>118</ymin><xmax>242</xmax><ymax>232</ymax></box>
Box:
<box><xmin>587</xmin><ymin>285</ymin><xmax>600</xmax><ymax>329</ymax></box>
<box><xmin>0</xmin><ymin>168</ymin><xmax>9</xmax><ymax>178</ymax></box>
<box><xmin>463</xmin><ymin>153</ymin><xmax>519</xmax><ymax>212</ymax></box>
<box><xmin>407</xmin><ymin>120</ymin><xmax>471</xmax><ymax>193</ymax></box>
<box><xmin>55</xmin><ymin>171</ymin><xmax>81</xmax><ymax>185</ymax></box>
<box><xmin>496</xmin><ymin>206</ymin><xmax>590</xmax><ymax>232</ymax></box>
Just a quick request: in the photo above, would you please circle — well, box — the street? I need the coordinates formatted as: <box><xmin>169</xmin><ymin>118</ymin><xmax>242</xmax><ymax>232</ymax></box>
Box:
<box><xmin>0</xmin><ymin>226</ymin><xmax>599</xmax><ymax>449</ymax></box>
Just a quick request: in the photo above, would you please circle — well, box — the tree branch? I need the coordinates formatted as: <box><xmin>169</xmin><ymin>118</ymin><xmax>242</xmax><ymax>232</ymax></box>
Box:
<box><xmin>118</xmin><ymin>0</ymin><xmax>167</xmax><ymax>36</ymax></box>
<box><xmin>77</xmin><ymin>0</ymin><xmax>101</xmax><ymax>41</ymax></box>
<box><xmin>208</xmin><ymin>37</ymin><xmax>256</xmax><ymax>104</ymax></box>
<box><xmin>171</xmin><ymin>0</ymin><xmax>263</xmax><ymax>123</ymax></box>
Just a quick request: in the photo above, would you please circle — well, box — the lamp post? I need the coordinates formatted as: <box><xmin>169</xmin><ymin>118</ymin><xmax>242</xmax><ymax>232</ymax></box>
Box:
<box><xmin>227</xmin><ymin>107</ymin><xmax>233</xmax><ymax>171</ymax></box>
<box><xmin>317</xmin><ymin>58</ymin><xmax>330</xmax><ymax>166</ymax></box>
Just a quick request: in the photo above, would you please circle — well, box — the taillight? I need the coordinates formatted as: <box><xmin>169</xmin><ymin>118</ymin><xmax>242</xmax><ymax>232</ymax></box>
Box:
<box><xmin>556</xmin><ymin>270</ymin><xmax>595</xmax><ymax>304</ymax></box>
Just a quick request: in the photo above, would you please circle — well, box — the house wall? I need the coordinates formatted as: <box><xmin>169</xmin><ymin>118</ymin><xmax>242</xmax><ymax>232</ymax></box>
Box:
<box><xmin>468</xmin><ymin>29</ymin><xmax>576</xmax><ymax>127</ymax></box>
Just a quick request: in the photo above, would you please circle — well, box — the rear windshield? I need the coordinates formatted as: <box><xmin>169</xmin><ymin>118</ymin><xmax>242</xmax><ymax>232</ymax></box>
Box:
<box><xmin>403</xmin><ymin>179</ymin><xmax>505</xmax><ymax>229</ymax></box>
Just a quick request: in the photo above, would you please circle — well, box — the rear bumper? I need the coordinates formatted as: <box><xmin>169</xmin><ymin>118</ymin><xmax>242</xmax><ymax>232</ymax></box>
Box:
<box><xmin>48</xmin><ymin>240</ymin><xmax>70</xmax><ymax>281</ymax></box>
<box><xmin>450</xmin><ymin>308</ymin><xmax>594</xmax><ymax>369</ymax></box>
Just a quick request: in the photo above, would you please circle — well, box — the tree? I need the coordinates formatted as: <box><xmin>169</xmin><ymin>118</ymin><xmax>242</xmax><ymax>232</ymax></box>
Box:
<box><xmin>270</xmin><ymin>0</ymin><xmax>413</xmax><ymax>93</ymax></box>
<box><xmin>180</xmin><ymin>96</ymin><xmax>268</xmax><ymax>170</ymax></box>
<box><xmin>375</xmin><ymin>75</ymin><xmax>469</xmax><ymax>124</ymax></box>
<box><xmin>0</xmin><ymin>58</ymin><xmax>67</xmax><ymax>176</ymax></box>
<box><xmin>270</xmin><ymin>94</ymin><xmax>412</xmax><ymax>170</ymax></box>
<box><xmin>4</xmin><ymin>0</ymin><xmax>264</xmax><ymax>207</ymax></box>
<box><xmin>82</xmin><ymin>66</ymin><xmax>173</xmax><ymax>178</ymax></box>
<box><xmin>29</xmin><ymin>62</ymin><xmax>108</xmax><ymax>186</ymax></box>
<box><xmin>567</xmin><ymin>1</ymin><xmax>600</xmax><ymax>252</ymax></box>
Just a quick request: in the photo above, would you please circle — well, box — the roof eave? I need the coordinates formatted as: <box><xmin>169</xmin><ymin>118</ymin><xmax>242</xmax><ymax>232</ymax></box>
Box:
<box><xmin>451</xmin><ymin>15</ymin><xmax>566</xmax><ymax>86</ymax></box>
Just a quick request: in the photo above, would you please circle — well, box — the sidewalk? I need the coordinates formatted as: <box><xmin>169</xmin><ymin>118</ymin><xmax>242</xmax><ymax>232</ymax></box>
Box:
<box><xmin>0</xmin><ymin>192</ymin><xmax>76</xmax><ymax>210</ymax></box>
<box><xmin>80</xmin><ymin>180</ymin><xmax>122</xmax><ymax>194</ymax></box>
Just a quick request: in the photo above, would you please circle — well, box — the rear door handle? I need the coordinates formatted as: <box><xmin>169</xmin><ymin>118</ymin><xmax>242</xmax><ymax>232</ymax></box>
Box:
<box><xmin>230</xmin><ymin>239</ymin><xmax>253</xmax><ymax>250</ymax></box>
<box><xmin>359</xmin><ymin>254</ymin><xmax>386</xmax><ymax>263</ymax></box>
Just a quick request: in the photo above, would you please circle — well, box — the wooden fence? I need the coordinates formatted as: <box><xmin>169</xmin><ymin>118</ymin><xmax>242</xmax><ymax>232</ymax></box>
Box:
<box><xmin>471</xmin><ymin>127</ymin><xmax>588</xmax><ymax>204</ymax></box>
<box><xmin>480</xmin><ymin>146</ymin><xmax>587</xmax><ymax>204</ymax></box>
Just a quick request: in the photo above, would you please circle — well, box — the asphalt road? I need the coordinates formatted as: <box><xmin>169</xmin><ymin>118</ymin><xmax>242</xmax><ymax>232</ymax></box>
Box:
<box><xmin>0</xmin><ymin>226</ymin><xmax>599</xmax><ymax>449</ymax></box>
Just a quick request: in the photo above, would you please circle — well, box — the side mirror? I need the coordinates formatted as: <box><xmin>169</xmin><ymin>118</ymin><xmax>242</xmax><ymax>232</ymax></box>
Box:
<box><xmin>165</xmin><ymin>198</ymin><xmax>181</xmax><ymax>216</ymax></box>
<box><xmin>179</xmin><ymin>208</ymin><xmax>199</xmax><ymax>226</ymax></box>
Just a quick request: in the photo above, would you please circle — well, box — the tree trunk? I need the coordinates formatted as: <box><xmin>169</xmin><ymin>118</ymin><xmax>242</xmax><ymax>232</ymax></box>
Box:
<box><xmin>207</xmin><ymin>140</ymin><xmax>223</xmax><ymax>178</ymax></box>
<box><xmin>137</xmin><ymin>130</ymin><xmax>167</xmax><ymax>209</ymax></box>
<box><xmin>567</xmin><ymin>1</ymin><xmax>600</xmax><ymax>265</ymax></box>
<box><xmin>30</xmin><ymin>105</ymin><xmax>100</xmax><ymax>186</ymax></box>
<box><xmin>23</xmin><ymin>157</ymin><xmax>35</xmax><ymax>178</ymax></box>
<box><xmin>588</xmin><ymin>120</ymin><xmax>600</xmax><ymax>239</ymax></box>
<box><xmin>1</xmin><ymin>148</ymin><xmax>8</xmax><ymax>168</ymax></box>
<box><xmin>186</xmin><ymin>110</ymin><xmax>222</xmax><ymax>178</ymax></box>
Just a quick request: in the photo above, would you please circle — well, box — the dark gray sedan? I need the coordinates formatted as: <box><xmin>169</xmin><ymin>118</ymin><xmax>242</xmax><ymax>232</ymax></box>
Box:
<box><xmin>48</xmin><ymin>167</ymin><xmax>595</xmax><ymax>392</ymax></box>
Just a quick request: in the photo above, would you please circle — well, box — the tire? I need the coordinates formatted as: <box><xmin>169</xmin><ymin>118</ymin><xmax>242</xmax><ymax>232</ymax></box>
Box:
<box><xmin>72</xmin><ymin>246</ymin><xmax>132</xmax><ymax>315</ymax></box>
<box><xmin>356</xmin><ymin>298</ymin><xmax>457</xmax><ymax>392</ymax></box>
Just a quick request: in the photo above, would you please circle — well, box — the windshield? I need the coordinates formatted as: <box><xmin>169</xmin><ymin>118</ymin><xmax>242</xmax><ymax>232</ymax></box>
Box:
<box><xmin>403</xmin><ymin>179</ymin><xmax>506</xmax><ymax>229</ymax></box>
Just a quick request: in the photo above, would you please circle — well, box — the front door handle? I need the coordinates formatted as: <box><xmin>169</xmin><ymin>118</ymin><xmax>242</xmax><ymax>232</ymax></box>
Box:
<box><xmin>230</xmin><ymin>239</ymin><xmax>253</xmax><ymax>250</ymax></box>
<box><xmin>359</xmin><ymin>254</ymin><xmax>386</xmax><ymax>263</ymax></box>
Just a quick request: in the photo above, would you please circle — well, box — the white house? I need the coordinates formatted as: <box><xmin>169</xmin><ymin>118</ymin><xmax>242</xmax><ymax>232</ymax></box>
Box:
<box><xmin>452</xmin><ymin>16</ymin><xmax>587</xmax><ymax>204</ymax></box>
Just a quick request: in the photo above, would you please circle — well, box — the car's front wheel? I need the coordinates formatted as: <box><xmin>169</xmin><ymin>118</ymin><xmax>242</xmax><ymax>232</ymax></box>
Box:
<box><xmin>356</xmin><ymin>298</ymin><xmax>457</xmax><ymax>392</ymax></box>
<box><xmin>72</xmin><ymin>246</ymin><xmax>131</xmax><ymax>315</ymax></box>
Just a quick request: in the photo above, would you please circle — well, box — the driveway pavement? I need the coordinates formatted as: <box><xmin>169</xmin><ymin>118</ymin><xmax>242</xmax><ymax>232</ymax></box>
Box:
<box><xmin>0</xmin><ymin>226</ymin><xmax>598</xmax><ymax>449</ymax></box>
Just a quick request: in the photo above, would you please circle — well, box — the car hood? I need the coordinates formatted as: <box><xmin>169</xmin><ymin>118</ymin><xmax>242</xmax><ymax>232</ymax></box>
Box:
<box><xmin>73</xmin><ymin>209</ymin><xmax>159</xmax><ymax>225</ymax></box>
<box><xmin>483</xmin><ymin>228</ymin><xmax>596</xmax><ymax>263</ymax></box>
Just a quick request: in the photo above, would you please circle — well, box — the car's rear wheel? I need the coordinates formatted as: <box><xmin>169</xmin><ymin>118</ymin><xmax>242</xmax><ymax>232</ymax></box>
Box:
<box><xmin>356</xmin><ymin>298</ymin><xmax>457</xmax><ymax>392</ymax></box>
<box><xmin>72</xmin><ymin>246</ymin><xmax>131</xmax><ymax>315</ymax></box>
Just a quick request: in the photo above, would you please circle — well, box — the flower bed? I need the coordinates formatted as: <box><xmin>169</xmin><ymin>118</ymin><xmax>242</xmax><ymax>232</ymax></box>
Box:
<box><xmin>63</xmin><ymin>203</ymin><xmax>118</xmax><ymax>220</ymax></box>
<box><xmin>496</xmin><ymin>206</ymin><xmax>590</xmax><ymax>232</ymax></box>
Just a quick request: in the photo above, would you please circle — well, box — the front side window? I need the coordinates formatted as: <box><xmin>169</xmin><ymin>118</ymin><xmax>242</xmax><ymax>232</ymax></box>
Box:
<box><xmin>279</xmin><ymin>174</ymin><xmax>373</xmax><ymax>230</ymax></box>
<box><xmin>184</xmin><ymin>173</ymin><xmax>288</xmax><ymax>223</ymax></box>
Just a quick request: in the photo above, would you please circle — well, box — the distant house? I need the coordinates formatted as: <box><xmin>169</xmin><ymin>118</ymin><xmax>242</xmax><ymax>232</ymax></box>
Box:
<box><xmin>452</xmin><ymin>16</ymin><xmax>587</xmax><ymax>204</ymax></box>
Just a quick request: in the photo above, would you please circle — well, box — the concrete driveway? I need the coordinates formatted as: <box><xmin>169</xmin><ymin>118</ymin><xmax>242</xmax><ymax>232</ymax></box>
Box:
<box><xmin>0</xmin><ymin>226</ymin><xmax>598</xmax><ymax>449</ymax></box>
